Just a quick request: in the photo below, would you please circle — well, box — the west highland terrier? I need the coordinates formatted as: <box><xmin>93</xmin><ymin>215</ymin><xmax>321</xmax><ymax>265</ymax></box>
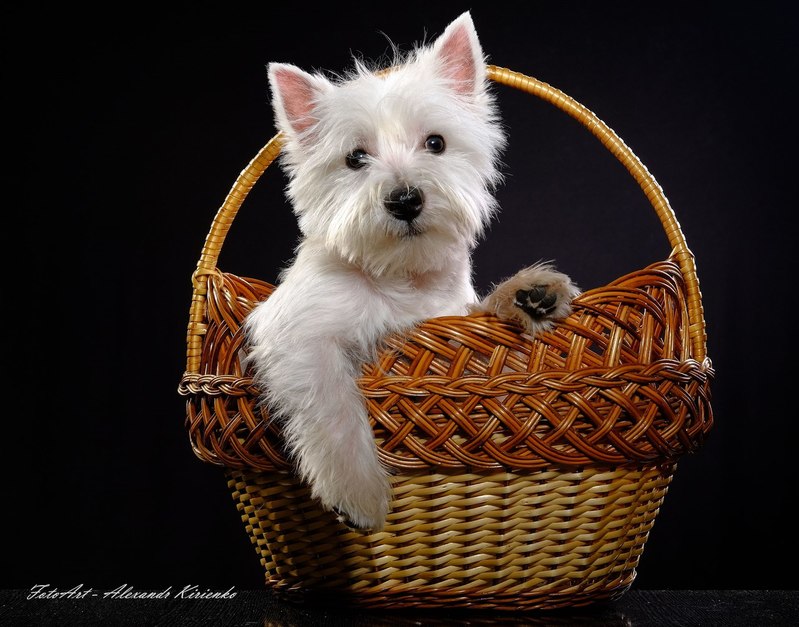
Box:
<box><xmin>244</xmin><ymin>12</ymin><xmax>579</xmax><ymax>530</ymax></box>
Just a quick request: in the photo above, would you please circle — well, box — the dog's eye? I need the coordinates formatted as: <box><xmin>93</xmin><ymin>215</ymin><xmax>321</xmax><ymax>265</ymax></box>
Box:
<box><xmin>345</xmin><ymin>148</ymin><xmax>369</xmax><ymax>169</ymax></box>
<box><xmin>424</xmin><ymin>135</ymin><xmax>445</xmax><ymax>154</ymax></box>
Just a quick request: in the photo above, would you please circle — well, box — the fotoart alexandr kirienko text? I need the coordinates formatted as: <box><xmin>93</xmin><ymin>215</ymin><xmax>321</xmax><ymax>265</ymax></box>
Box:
<box><xmin>27</xmin><ymin>584</ymin><xmax>237</xmax><ymax>600</ymax></box>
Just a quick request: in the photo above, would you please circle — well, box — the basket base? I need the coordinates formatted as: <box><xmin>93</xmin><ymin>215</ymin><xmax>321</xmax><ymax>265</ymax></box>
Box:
<box><xmin>226</xmin><ymin>463</ymin><xmax>673</xmax><ymax>610</ymax></box>
<box><xmin>263</xmin><ymin>576</ymin><xmax>634</xmax><ymax>611</ymax></box>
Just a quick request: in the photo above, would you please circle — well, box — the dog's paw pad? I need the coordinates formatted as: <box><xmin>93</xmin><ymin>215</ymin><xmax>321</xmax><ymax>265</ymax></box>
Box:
<box><xmin>477</xmin><ymin>265</ymin><xmax>579</xmax><ymax>336</ymax></box>
<box><xmin>514</xmin><ymin>286</ymin><xmax>559</xmax><ymax>318</ymax></box>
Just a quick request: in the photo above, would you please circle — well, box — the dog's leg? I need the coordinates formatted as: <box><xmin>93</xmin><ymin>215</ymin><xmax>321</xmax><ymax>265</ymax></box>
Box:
<box><xmin>477</xmin><ymin>262</ymin><xmax>580</xmax><ymax>336</ymax></box>
<box><xmin>256</xmin><ymin>336</ymin><xmax>391</xmax><ymax>531</ymax></box>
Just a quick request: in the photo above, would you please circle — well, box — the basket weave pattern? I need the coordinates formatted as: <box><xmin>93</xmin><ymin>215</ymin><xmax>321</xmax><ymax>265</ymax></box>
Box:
<box><xmin>180</xmin><ymin>260</ymin><xmax>712</xmax><ymax>472</ymax></box>
<box><xmin>227</xmin><ymin>464</ymin><xmax>674</xmax><ymax>609</ymax></box>
<box><xmin>178</xmin><ymin>66</ymin><xmax>714</xmax><ymax>609</ymax></box>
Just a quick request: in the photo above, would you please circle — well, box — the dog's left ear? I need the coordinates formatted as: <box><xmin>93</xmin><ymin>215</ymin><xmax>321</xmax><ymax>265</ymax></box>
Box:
<box><xmin>431</xmin><ymin>12</ymin><xmax>486</xmax><ymax>97</ymax></box>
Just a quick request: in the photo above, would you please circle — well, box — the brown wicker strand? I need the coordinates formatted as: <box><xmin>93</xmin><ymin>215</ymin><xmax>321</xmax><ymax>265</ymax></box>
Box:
<box><xmin>186</xmin><ymin>137</ymin><xmax>281</xmax><ymax>374</ymax></box>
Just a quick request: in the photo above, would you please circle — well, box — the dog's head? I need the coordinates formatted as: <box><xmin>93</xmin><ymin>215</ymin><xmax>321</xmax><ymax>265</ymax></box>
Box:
<box><xmin>269</xmin><ymin>12</ymin><xmax>506</xmax><ymax>276</ymax></box>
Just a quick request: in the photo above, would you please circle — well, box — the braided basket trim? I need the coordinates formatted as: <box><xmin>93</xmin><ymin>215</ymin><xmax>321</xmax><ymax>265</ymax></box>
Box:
<box><xmin>180</xmin><ymin>258</ymin><xmax>713</xmax><ymax>471</ymax></box>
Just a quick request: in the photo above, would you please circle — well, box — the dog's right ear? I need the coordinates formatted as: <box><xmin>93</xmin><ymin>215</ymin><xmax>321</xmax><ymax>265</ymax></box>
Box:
<box><xmin>268</xmin><ymin>63</ymin><xmax>332</xmax><ymax>140</ymax></box>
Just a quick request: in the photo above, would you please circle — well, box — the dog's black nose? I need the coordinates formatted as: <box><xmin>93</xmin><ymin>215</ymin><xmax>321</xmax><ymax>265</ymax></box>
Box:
<box><xmin>385</xmin><ymin>187</ymin><xmax>424</xmax><ymax>222</ymax></box>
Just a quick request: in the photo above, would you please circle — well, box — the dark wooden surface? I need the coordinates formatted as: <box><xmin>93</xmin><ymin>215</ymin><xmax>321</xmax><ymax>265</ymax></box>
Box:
<box><xmin>1</xmin><ymin>589</ymin><xmax>797</xmax><ymax>626</ymax></box>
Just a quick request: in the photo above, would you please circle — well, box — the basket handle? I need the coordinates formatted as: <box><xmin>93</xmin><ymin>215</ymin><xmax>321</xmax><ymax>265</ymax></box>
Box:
<box><xmin>185</xmin><ymin>65</ymin><xmax>708</xmax><ymax>373</ymax></box>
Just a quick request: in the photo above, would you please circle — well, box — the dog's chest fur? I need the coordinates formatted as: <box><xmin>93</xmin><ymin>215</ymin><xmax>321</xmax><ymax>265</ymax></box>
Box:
<box><xmin>262</xmin><ymin>240</ymin><xmax>476</xmax><ymax>361</ymax></box>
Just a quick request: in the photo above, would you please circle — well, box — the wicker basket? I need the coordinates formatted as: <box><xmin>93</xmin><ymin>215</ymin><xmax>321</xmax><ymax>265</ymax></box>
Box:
<box><xmin>178</xmin><ymin>65</ymin><xmax>713</xmax><ymax>610</ymax></box>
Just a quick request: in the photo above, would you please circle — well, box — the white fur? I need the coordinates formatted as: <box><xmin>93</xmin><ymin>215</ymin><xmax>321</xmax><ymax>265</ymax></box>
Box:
<box><xmin>243</xmin><ymin>12</ymin><xmax>574</xmax><ymax>530</ymax></box>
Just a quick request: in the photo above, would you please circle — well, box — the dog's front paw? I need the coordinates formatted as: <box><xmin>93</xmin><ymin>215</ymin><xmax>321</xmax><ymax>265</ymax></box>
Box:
<box><xmin>305</xmin><ymin>452</ymin><xmax>392</xmax><ymax>532</ymax></box>
<box><xmin>322</xmin><ymin>474</ymin><xmax>391</xmax><ymax>532</ymax></box>
<box><xmin>477</xmin><ymin>263</ymin><xmax>580</xmax><ymax>336</ymax></box>
<box><xmin>332</xmin><ymin>504</ymin><xmax>384</xmax><ymax>532</ymax></box>
<box><xmin>514</xmin><ymin>284</ymin><xmax>562</xmax><ymax>318</ymax></box>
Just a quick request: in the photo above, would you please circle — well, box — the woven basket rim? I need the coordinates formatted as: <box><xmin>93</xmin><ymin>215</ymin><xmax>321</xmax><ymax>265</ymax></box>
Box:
<box><xmin>179</xmin><ymin>257</ymin><xmax>714</xmax><ymax>473</ymax></box>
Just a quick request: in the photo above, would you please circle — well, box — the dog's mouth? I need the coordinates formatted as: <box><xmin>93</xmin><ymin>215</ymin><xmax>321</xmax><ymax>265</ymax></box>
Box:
<box><xmin>399</xmin><ymin>222</ymin><xmax>424</xmax><ymax>239</ymax></box>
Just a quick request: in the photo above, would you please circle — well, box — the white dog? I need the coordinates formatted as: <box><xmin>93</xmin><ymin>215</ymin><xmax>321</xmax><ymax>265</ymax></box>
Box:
<box><xmin>244</xmin><ymin>12</ymin><xmax>579</xmax><ymax>530</ymax></box>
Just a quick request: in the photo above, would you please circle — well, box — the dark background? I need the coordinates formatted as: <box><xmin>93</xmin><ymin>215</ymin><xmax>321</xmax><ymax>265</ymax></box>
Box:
<box><xmin>7</xmin><ymin>2</ymin><xmax>797</xmax><ymax>593</ymax></box>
